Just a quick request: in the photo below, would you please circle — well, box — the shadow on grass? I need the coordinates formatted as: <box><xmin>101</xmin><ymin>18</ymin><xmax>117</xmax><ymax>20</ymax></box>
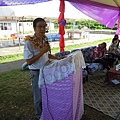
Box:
<box><xmin>0</xmin><ymin>69</ymin><xmax>115</xmax><ymax>120</ymax></box>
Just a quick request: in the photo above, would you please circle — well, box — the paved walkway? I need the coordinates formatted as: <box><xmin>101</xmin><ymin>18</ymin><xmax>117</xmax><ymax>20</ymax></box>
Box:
<box><xmin>0</xmin><ymin>59</ymin><xmax>26</xmax><ymax>72</ymax></box>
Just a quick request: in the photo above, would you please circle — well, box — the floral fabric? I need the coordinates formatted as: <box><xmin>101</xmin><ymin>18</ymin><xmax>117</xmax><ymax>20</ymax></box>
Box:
<box><xmin>92</xmin><ymin>45</ymin><xmax>106</xmax><ymax>60</ymax></box>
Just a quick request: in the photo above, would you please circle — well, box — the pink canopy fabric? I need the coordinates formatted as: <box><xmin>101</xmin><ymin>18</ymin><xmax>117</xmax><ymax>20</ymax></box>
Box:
<box><xmin>116</xmin><ymin>17</ymin><xmax>120</xmax><ymax>35</ymax></box>
<box><xmin>67</xmin><ymin>0</ymin><xmax>120</xmax><ymax>28</ymax></box>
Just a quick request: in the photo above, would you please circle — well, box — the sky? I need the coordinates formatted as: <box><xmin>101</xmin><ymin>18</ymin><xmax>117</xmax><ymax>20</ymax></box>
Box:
<box><xmin>9</xmin><ymin>0</ymin><xmax>92</xmax><ymax>20</ymax></box>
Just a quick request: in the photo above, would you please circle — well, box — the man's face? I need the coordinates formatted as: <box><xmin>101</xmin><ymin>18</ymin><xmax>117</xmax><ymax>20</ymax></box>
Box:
<box><xmin>34</xmin><ymin>21</ymin><xmax>47</xmax><ymax>36</ymax></box>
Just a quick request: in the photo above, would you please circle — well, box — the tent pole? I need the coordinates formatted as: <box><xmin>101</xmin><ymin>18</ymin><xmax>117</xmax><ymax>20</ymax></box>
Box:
<box><xmin>14</xmin><ymin>16</ymin><xmax>18</xmax><ymax>46</ymax></box>
<box><xmin>49</xmin><ymin>19</ymin><xmax>53</xmax><ymax>44</ymax></box>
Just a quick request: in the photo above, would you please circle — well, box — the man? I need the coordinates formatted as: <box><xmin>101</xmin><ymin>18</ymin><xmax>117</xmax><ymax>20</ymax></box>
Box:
<box><xmin>24</xmin><ymin>18</ymin><xmax>64</xmax><ymax>120</ymax></box>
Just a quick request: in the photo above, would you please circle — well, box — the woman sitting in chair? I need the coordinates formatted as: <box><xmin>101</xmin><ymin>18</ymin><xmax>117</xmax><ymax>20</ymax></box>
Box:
<box><xmin>92</xmin><ymin>42</ymin><xmax>115</xmax><ymax>70</ymax></box>
<box><xmin>108</xmin><ymin>37</ymin><xmax>120</xmax><ymax>60</ymax></box>
<box><xmin>113</xmin><ymin>34</ymin><xmax>120</xmax><ymax>48</ymax></box>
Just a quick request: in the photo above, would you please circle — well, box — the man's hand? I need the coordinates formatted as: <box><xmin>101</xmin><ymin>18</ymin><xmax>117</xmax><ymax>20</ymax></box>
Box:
<box><xmin>40</xmin><ymin>44</ymin><xmax>50</xmax><ymax>54</ymax></box>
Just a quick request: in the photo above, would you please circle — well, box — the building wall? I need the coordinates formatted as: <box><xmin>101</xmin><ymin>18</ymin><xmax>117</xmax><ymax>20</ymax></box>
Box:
<box><xmin>0</xmin><ymin>20</ymin><xmax>54</xmax><ymax>38</ymax></box>
<box><xmin>18</xmin><ymin>22</ymin><xmax>33</xmax><ymax>33</ymax></box>
<box><xmin>0</xmin><ymin>20</ymin><xmax>17</xmax><ymax>37</ymax></box>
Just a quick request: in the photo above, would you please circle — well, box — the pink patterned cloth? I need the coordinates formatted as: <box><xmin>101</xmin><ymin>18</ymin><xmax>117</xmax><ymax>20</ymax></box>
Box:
<box><xmin>41</xmin><ymin>67</ymin><xmax>83</xmax><ymax>120</ymax></box>
<box><xmin>73</xmin><ymin>67</ymin><xmax>83</xmax><ymax>120</ymax></box>
<box><xmin>40</xmin><ymin>51</ymin><xmax>85</xmax><ymax>120</ymax></box>
<box><xmin>41</xmin><ymin>73</ymin><xmax>73</xmax><ymax>120</ymax></box>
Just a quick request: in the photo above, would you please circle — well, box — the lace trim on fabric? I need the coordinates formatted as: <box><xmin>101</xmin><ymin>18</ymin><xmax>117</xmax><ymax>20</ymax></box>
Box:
<box><xmin>38</xmin><ymin>51</ymin><xmax>86</xmax><ymax>88</ymax></box>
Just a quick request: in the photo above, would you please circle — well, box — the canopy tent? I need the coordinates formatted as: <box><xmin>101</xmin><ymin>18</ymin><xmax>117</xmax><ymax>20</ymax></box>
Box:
<box><xmin>0</xmin><ymin>0</ymin><xmax>120</xmax><ymax>51</ymax></box>
<box><xmin>67</xmin><ymin>0</ymin><xmax>120</xmax><ymax>28</ymax></box>
<box><xmin>8</xmin><ymin>1</ymin><xmax>92</xmax><ymax>20</ymax></box>
<box><xmin>91</xmin><ymin>0</ymin><xmax>120</xmax><ymax>7</ymax></box>
<box><xmin>0</xmin><ymin>6</ymin><xmax>15</xmax><ymax>20</ymax></box>
<box><xmin>67</xmin><ymin>0</ymin><xmax>120</xmax><ymax>44</ymax></box>
<box><xmin>0</xmin><ymin>0</ymin><xmax>51</xmax><ymax>6</ymax></box>
<box><xmin>0</xmin><ymin>0</ymin><xmax>120</xmax><ymax>28</ymax></box>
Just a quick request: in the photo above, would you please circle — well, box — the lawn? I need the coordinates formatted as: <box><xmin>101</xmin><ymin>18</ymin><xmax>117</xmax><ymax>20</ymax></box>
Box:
<box><xmin>0</xmin><ymin>38</ymin><xmax>112</xmax><ymax>64</ymax></box>
<box><xmin>0</xmin><ymin>69</ymin><xmax>34</xmax><ymax>120</ymax></box>
<box><xmin>0</xmin><ymin>38</ymin><xmax>115</xmax><ymax>120</ymax></box>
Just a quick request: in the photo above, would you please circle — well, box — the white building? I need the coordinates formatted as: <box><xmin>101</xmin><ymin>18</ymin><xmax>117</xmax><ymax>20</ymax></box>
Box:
<box><xmin>0</xmin><ymin>7</ymin><xmax>17</xmax><ymax>38</ymax></box>
<box><xmin>18</xmin><ymin>21</ymin><xmax>54</xmax><ymax>34</ymax></box>
<box><xmin>0</xmin><ymin>20</ymin><xmax>17</xmax><ymax>37</ymax></box>
<box><xmin>0</xmin><ymin>20</ymin><xmax>54</xmax><ymax>38</ymax></box>
<box><xmin>0</xmin><ymin>6</ymin><xmax>55</xmax><ymax>38</ymax></box>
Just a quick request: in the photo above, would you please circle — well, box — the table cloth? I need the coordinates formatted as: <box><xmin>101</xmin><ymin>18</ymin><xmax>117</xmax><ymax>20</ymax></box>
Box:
<box><xmin>38</xmin><ymin>51</ymin><xmax>85</xmax><ymax>120</ymax></box>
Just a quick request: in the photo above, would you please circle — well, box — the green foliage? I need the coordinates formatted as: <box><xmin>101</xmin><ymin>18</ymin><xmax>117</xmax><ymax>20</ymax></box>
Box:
<box><xmin>50</xmin><ymin>19</ymin><xmax>117</xmax><ymax>30</ymax></box>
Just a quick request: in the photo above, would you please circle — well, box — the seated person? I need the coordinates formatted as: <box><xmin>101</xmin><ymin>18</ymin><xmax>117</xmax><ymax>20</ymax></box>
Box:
<box><xmin>92</xmin><ymin>42</ymin><xmax>115</xmax><ymax>70</ymax></box>
<box><xmin>110</xmin><ymin>34</ymin><xmax>119</xmax><ymax>47</ymax></box>
<box><xmin>108</xmin><ymin>37</ymin><xmax>120</xmax><ymax>60</ymax></box>
<box><xmin>114</xmin><ymin>34</ymin><xmax>120</xmax><ymax>48</ymax></box>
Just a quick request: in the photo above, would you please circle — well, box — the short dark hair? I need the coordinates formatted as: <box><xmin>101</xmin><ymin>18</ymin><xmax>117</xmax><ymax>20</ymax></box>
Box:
<box><xmin>33</xmin><ymin>18</ymin><xmax>46</xmax><ymax>28</ymax></box>
<box><xmin>101</xmin><ymin>42</ymin><xmax>106</xmax><ymax>47</ymax></box>
<box><xmin>114</xmin><ymin>34</ymin><xmax>118</xmax><ymax>39</ymax></box>
<box><xmin>112</xmin><ymin>37</ymin><xmax>118</xmax><ymax>43</ymax></box>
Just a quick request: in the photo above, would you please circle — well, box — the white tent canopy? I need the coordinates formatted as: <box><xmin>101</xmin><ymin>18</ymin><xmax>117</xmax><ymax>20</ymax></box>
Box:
<box><xmin>9</xmin><ymin>1</ymin><xmax>92</xmax><ymax>20</ymax></box>
<box><xmin>0</xmin><ymin>6</ymin><xmax>15</xmax><ymax>20</ymax></box>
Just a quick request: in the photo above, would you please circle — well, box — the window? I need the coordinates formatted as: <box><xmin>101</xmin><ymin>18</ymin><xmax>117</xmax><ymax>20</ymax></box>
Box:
<box><xmin>0</xmin><ymin>23</ymin><xmax>3</xmax><ymax>30</ymax></box>
<box><xmin>0</xmin><ymin>23</ymin><xmax>12</xmax><ymax>30</ymax></box>
<box><xmin>19</xmin><ymin>23</ymin><xmax>22</xmax><ymax>26</ymax></box>
<box><xmin>8</xmin><ymin>23</ymin><xmax>12</xmax><ymax>30</ymax></box>
<box><xmin>4</xmin><ymin>23</ymin><xmax>7</xmax><ymax>30</ymax></box>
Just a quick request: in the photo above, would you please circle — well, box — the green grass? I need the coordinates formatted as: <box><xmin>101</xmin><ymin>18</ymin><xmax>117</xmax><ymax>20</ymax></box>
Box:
<box><xmin>0</xmin><ymin>69</ymin><xmax>34</xmax><ymax>120</ymax></box>
<box><xmin>0</xmin><ymin>37</ymin><xmax>115</xmax><ymax>120</ymax></box>
<box><xmin>0</xmin><ymin>38</ymin><xmax>112</xmax><ymax>64</ymax></box>
<box><xmin>0</xmin><ymin>54</ymin><xmax>23</xmax><ymax>64</ymax></box>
